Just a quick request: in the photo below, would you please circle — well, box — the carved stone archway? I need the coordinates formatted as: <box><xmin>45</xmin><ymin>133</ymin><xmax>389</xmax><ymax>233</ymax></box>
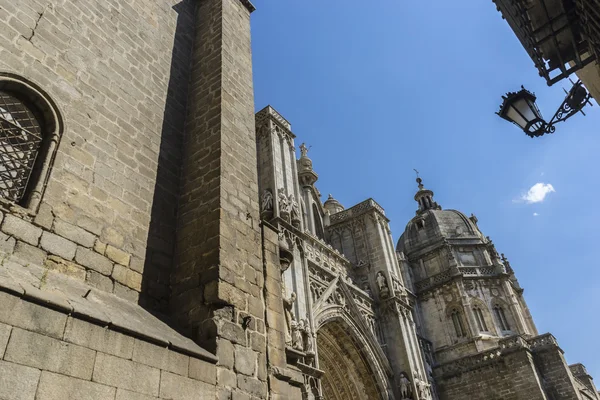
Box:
<box><xmin>317</xmin><ymin>319</ymin><xmax>390</xmax><ymax>400</ymax></box>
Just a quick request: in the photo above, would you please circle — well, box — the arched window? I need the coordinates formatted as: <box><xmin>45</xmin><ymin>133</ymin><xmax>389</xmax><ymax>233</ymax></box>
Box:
<box><xmin>450</xmin><ymin>309</ymin><xmax>466</xmax><ymax>338</ymax></box>
<box><xmin>493</xmin><ymin>305</ymin><xmax>510</xmax><ymax>331</ymax></box>
<box><xmin>472</xmin><ymin>306</ymin><xmax>488</xmax><ymax>332</ymax></box>
<box><xmin>0</xmin><ymin>74</ymin><xmax>61</xmax><ymax>212</ymax></box>
<box><xmin>0</xmin><ymin>91</ymin><xmax>43</xmax><ymax>203</ymax></box>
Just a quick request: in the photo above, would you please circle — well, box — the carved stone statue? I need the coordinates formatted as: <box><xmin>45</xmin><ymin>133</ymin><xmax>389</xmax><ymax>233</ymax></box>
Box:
<box><xmin>292</xmin><ymin>320</ymin><xmax>304</xmax><ymax>351</ymax></box>
<box><xmin>376</xmin><ymin>271</ymin><xmax>389</xmax><ymax>298</ymax></box>
<box><xmin>289</xmin><ymin>193</ymin><xmax>300</xmax><ymax>226</ymax></box>
<box><xmin>399</xmin><ymin>372</ymin><xmax>411</xmax><ymax>399</ymax></box>
<box><xmin>283</xmin><ymin>292</ymin><xmax>297</xmax><ymax>345</ymax></box>
<box><xmin>300</xmin><ymin>142</ymin><xmax>309</xmax><ymax>157</ymax></box>
<box><xmin>278</xmin><ymin>188</ymin><xmax>290</xmax><ymax>218</ymax></box>
<box><xmin>303</xmin><ymin>320</ymin><xmax>315</xmax><ymax>355</ymax></box>
<box><xmin>261</xmin><ymin>189</ymin><xmax>273</xmax><ymax>214</ymax></box>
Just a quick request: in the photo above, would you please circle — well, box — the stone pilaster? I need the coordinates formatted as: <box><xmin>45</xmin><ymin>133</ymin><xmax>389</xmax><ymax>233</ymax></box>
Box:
<box><xmin>172</xmin><ymin>0</ymin><xmax>265</xmax><ymax>398</ymax></box>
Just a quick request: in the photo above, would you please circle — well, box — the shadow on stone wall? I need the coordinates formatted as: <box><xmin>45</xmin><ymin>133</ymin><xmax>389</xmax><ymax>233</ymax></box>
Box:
<box><xmin>140</xmin><ymin>0</ymin><xmax>196</xmax><ymax>322</ymax></box>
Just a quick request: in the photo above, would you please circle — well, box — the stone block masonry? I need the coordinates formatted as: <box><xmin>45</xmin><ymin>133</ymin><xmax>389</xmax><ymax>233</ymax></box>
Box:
<box><xmin>0</xmin><ymin>290</ymin><xmax>218</xmax><ymax>400</ymax></box>
<box><xmin>0</xmin><ymin>0</ymin><xmax>200</xmax><ymax>312</ymax></box>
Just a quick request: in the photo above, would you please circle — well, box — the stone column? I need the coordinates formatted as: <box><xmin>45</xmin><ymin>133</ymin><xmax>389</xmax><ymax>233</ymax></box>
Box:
<box><xmin>172</xmin><ymin>0</ymin><xmax>266</xmax><ymax>398</ymax></box>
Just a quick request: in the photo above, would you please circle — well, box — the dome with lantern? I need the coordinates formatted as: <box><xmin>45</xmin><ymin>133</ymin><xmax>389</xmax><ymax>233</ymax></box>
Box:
<box><xmin>396</xmin><ymin>178</ymin><xmax>485</xmax><ymax>255</ymax></box>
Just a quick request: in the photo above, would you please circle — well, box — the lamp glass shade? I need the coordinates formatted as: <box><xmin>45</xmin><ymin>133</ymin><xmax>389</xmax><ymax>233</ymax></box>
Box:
<box><xmin>498</xmin><ymin>88</ymin><xmax>544</xmax><ymax>131</ymax></box>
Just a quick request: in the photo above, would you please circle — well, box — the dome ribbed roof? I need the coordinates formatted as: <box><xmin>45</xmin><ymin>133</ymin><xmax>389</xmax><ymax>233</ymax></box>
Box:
<box><xmin>396</xmin><ymin>209</ymin><xmax>484</xmax><ymax>254</ymax></box>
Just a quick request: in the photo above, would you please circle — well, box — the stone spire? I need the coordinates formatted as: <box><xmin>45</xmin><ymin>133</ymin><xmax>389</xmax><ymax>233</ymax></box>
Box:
<box><xmin>414</xmin><ymin>177</ymin><xmax>441</xmax><ymax>215</ymax></box>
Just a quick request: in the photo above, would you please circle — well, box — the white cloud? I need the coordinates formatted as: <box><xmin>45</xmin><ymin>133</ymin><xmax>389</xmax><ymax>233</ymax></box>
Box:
<box><xmin>533</xmin><ymin>212</ymin><xmax>539</xmax><ymax>216</ymax></box>
<box><xmin>521</xmin><ymin>183</ymin><xmax>555</xmax><ymax>204</ymax></box>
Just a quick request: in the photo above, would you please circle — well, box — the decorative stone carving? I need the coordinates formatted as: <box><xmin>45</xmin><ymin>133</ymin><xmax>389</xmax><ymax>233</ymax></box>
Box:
<box><xmin>302</xmin><ymin>320</ymin><xmax>315</xmax><ymax>356</ymax></box>
<box><xmin>300</xmin><ymin>142</ymin><xmax>309</xmax><ymax>157</ymax></box>
<box><xmin>278</xmin><ymin>188</ymin><xmax>290</xmax><ymax>220</ymax></box>
<box><xmin>399</xmin><ymin>372</ymin><xmax>411</xmax><ymax>399</ymax></box>
<box><xmin>376</xmin><ymin>271</ymin><xmax>389</xmax><ymax>298</ymax></box>
<box><xmin>261</xmin><ymin>189</ymin><xmax>273</xmax><ymax>217</ymax></box>
<box><xmin>283</xmin><ymin>292</ymin><xmax>297</xmax><ymax>346</ymax></box>
<box><xmin>289</xmin><ymin>194</ymin><xmax>301</xmax><ymax>227</ymax></box>
<box><xmin>292</xmin><ymin>320</ymin><xmax>304</xmax><ymax>351</ymax></box>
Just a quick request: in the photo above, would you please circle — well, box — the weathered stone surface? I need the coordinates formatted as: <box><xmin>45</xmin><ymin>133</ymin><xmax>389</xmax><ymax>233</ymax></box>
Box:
<box><xmin>36</xmin><ymin>371</ymin><xmax>116</xmax><ymax>400</ymax></box>
<box><xmin>40</xmin><ymin>232</ymin><xmax>77</xmax><ymax>260</ymax></box>
<box><xmin>44</xmin><ymin>256</ymin><xmax>86</xmax><ymax>280</ymax></box>
<box><xmin>112</xmin><ymin>264</ymin><xmax>142</xmax><ymax>291</ymax></box>
<box><xmin>0</xmin><ymin>360</ymin><xmax>40</xmax><ymax>400</ymax></box>
<box><xmin>190</xmin><ymin>357</ymin><xmax>218</xmax><ymax>385</ymax></box>
<box><xmin>1</xmin><ymin>214</ymin><xmax>42</xmax><ymax>246</ymax></box>
<box><xmin>132</xmin><ymin>339</ymin><xmax>189</xmax><ymax>376</ymax></box>
<box><xmin>160</xmin><ymin>371</ymin><xmax>216</xmax><ymax>400</ymax></box>
<box><xmin>75</xmin><ymin>246</ymin><xmax>113</xmax><ymax>276</ymax></box>
<box><xmin>54</xmin><ymin>219</ymin><xmax>96</xmax><ymax>248</ymax></box>
<box><xmin>0</xmin><ymin>322</ymin><xmax>11</xmax><ymax>358</ymax></box>
<box><xmin>115</xmin><ymin>389</ymin><xmax>160</xmax><ymax>400</ymax></box>
<box><xmin>4</xmin><ymin>328</ymin><xmax>96</xmax><ymax>379</ymax></box>
<box><xmin>93</xmin><ymin>352</ymin><xmax>160</xmax><ymax>397</ymax></box>
<box><xmin>106</xmin><ymin>245</ymin><xmax>130</xmax><ymax>266</ymax></box>
<box><xmin>0</xmin><ymin>231</ymin><xmax>16</xmax><ymax>254</ymax></box>
<box><xmin>234</xmin><ymin>345</ymin><xmax>256</xmax><ymax>376</ymax></box>
<box><xmin>0</xmin><ymin>292</ymin><xmax>67</xmax><ymax>339</ymax></box>
<box><xmin>12</xmin><ymin>241</ymin><xmax>47</xmax><ymax>266</ymax></box>
<box><xmin>217</xmin><ymin>338</ymin><xmax>235</xmax><ymax>369</ymax></box>
<box><xmin>237</xmin><ymin>376</ymin><xmax>267</xmax><ymax>397</ymax></box>
<box><xmin>217</xmin><ymin>366</ymin><xmax>237</xmax><ymax>388</ymax></box>
<box><xmin>86</xmin><ymin>270</ymin><xmax>113</xmax><ymax>292</ymax></box>
<box><xmin>34</xmin><ymin>202</ymin><xmax>54</xmax><ymax>230</ymax></box>
<box><xmin>64</xmin><ymin>317</ymin><xmax>134</xmax><ymax>359</ymax></box>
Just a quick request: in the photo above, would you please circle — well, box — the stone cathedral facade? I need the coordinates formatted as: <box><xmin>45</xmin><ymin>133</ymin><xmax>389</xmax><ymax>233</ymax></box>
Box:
<box><xmin>0</xmin><ymin>1</ymin><xmax>597</xmax><ymax>400</ymax></box>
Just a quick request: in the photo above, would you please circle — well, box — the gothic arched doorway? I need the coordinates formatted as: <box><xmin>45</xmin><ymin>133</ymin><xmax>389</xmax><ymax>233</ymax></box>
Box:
<box><xmin>317</xmin><ymin>320</ymin><xmax>386</xmax><ymax>400</ymax></box>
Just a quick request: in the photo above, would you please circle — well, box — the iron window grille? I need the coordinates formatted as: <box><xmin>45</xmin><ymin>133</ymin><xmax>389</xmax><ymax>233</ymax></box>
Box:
<box><xmin>493</xmin><ymin>0</ymin><xmax>598</xmax><ymax>85</ymax></box>
<box><xmin>0</xmin><ymin>91</ymin><xmax>43</xmax><ymax>204</ymax></box>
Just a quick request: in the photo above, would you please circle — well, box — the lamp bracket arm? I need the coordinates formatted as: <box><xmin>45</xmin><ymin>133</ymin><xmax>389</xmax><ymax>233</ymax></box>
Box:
<box><xmin>546</xmin><ymin>80</ymin><xmax>593</xmax><ymax>130</ymax></box>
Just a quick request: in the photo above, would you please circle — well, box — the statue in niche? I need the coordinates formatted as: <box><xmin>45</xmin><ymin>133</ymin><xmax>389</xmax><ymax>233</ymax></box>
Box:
<box><xmin>363</xmin><ymin>284</ymin><xmax>373</xmax><ymax>297</ymax></box>
<box><xmin>300</xmin><ymin>142</ymin><xmax>309</xmax><ymax>157</ymax></box>
<box><xmin>302</xmin><ymin>319</ymin><xmax>315</xmax><ymax>356</ymax></box>
<box><xmin>292</xmin><ymin>320</ymin><xmax>304</xmax><ymax>351</ymax></box>
<box><xmin>283</xmin><ymin>292</ymin><xmax>297</xmax><ymax>346</ymax></box>
<box><xmin>278</xmin><ymin>188</ymin><xmax>290</xmax><ymax>219</ymax></box>
<box><xmin>399</xmin><ymin>372</ymin><xmax>411</xmax><ymax>399</ymax></box>
<box><xmin>289</xmin><ymin>194</ymin><xmax>301</xmax><ymax>227</ymax></box>
<box><xmin>261</xmin><ymin>189</ymin><xmax>273</xmax><ymax>215</ymax></box>
<box><xmin>376</xmin><ymin>271</ymin><xmax>389</xmax><ymax>298</ymax></box>
<box><xmin>415</xmin><ymin>373</ymin><xmax>431</xmax><ymax>400</ymax></box>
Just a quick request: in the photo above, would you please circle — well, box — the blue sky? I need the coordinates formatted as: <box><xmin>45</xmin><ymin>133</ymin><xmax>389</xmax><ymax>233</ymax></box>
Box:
<box><xmin>250</xmin><ymin>0</ymin><xmax>600</xmax><ymax>378</ymax></box>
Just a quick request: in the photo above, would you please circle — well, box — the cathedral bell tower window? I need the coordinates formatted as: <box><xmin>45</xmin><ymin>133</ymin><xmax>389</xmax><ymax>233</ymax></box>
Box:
<box><xmin>493</xmin><ymin>305</ymin><xmax>510</xmax><ymax>331</ymax></box>
<box><xmin>450</xmin><ymin>309</ymin><xmax>466</xmax><ymax>338</ymax></box>
<box><xmin>473</xmin><ymin>306</ymin><xmax>488</xmax><ymax>332</ymax></box>
<box><xmin>0</xmin><ymin>74</ymin><xmax>63</xmax><ymax>213</ymax></box>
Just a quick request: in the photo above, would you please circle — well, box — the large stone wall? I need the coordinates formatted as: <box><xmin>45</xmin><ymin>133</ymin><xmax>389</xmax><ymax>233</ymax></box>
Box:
<box><xmin>0</xmin><ymin>0</ymin><xmax>197</xmax><ymax>310</ymax></box>
<box><xmin>0</xmin><ymin>290</ymin><xmax>217</xmax><ymax>400</ymax></box>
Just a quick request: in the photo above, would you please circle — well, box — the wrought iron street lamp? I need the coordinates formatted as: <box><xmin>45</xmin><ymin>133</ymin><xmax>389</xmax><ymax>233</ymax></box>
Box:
<box><xmin>497</xmin><ymin>80</ymin><xmax>593</xmax><ymax>138</ymax></box>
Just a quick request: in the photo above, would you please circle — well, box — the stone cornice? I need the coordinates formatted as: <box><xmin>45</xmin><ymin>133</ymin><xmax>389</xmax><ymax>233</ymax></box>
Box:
<box><xmin>238</xmin><ymin>0</ymin><xmax>256</xmax><ymax>13</ymax></box>
<box><xmin>329</xmin><ymin>198</ymin><xmax>389</xmax><ymax>226</ymax></box>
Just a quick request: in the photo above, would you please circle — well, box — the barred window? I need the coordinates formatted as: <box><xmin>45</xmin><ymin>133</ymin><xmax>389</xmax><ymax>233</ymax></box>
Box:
<box><xmin>0</xmin><ymin>91</ymin><xmax>43</xmax><ymax>203</ymax></box>
<box><xmin>494</xmin><ymin>305</ymin><xmax>510</xmax><ymax>331</ymax></box>
<box><xmin>0</xmin><ymin>74</ymin><xmax>62</xmax><ymax>213</ymax></box>
<box><xmin>450</xmin><ymin>309</ymin><xmax>466</xmax><ymax>338</ymax></box>
<box><xmin>473</xmin><ymin>306</ymin><xmax>488</xmax><ymax>332</ymax></box>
